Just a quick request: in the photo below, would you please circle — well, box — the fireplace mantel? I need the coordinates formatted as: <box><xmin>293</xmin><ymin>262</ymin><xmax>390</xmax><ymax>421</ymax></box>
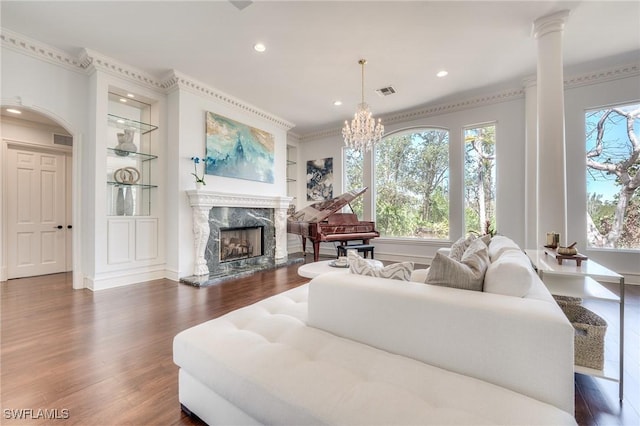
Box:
<box><xmin>186</xmin><ymin>190</ymin><xmax>293</xmax><ymax>210</ymax></box>
<box><xmin>186</xmin><ymin>190</ymin><xmax>293</xmax><ymax>276</ymax></box>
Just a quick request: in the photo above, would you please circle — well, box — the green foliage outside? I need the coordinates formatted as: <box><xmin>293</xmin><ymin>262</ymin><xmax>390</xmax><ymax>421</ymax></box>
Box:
<box><xmin>374</xmin><ymin>129</ymin><xmax>449</xmax><ymax>239</ymax></box>
<box><xmin>588</xmin><ymin>190</ymin><xmax>640</xmax><ymax>249</ymax></box>
<box><xmin>464</xmin><ymin>125</ymin><xmax>496</xmax><ymax>236</ymax></box>
<box><xmin>344</xmin><ymin>148</ymin><xmax>364</xmax><ymax>217</ymax></box>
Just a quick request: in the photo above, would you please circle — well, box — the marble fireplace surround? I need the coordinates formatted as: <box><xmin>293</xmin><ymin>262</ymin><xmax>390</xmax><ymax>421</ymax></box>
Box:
<box><xmin>183</xmin><ymin>190</ymin><xmax>293</xmax><ymax>286</ymax></box>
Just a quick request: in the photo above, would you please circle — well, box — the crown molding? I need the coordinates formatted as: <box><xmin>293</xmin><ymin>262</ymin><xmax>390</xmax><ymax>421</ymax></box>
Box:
<box><xmin>2</xmin><ymin>29</ymin><xmax>295</xmax><ymax>129</ymax></box>
<box><xmin>162</xmin><ymin>71</ymin><xmax>295</xmax><ymax>130</ymax></box>
<box><xmin>0</xmin><ymin>29</ymin><xmax>84</xmax><ymax>72</ymax></box>
<box><xmin>299</xmin><ymin>87</ymin><xmax>525</xmax><ymax>142</ymax></box>
<box><xmin>385</xmin><ymin>88</ymin><xmax>526</xmax><ymax>126</ymax></box>
<box><xmin>564</xmin><ymin>62</ymin><xmax>640</xmax><ymax>89</ymax></box>
<box><xmin>79</xmin><ymin>48</ymin><xmax>165</xmax><ymax>92</ymax></box>
<box><xmin>299</xmin><ymin>61</ymin><xmax>640</xmax><ymax>142</ymax></box>
<box><xmin>299</xmin><ymin>127</ymin><xmax>342</xmax><ymax>142</ymax></box>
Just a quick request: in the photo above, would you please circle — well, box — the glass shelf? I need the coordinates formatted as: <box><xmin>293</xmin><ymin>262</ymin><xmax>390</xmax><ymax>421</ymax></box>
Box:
<box><xmin>107</xmin><ymin>114</ymin><xmax>158</xmax><ymax>134</ymax></box>
<box><xmin>107</xmin><ymin>181</ymin><xmax>158</xmax><ymax>189</ymax></box>
<box><xmin>107</xmin><ymin>148</ymin><xmax>158</xmax><ymax>161</ymax></box>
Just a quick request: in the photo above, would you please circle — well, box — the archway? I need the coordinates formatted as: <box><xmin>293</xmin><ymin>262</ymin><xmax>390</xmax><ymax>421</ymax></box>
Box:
<box><xmin>1</xmin><ymin>104</ymin><xmax>81</xmax><ymax>289</ymax></box>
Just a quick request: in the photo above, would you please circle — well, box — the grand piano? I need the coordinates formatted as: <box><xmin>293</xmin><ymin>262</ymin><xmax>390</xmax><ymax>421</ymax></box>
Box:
<box><xmin>287</xmin><ymin>187</ymin><xmax>379</xmax><ymax>262</ymax></box>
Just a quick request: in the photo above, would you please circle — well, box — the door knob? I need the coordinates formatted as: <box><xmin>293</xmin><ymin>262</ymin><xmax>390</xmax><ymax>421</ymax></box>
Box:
<box><xmin>67</xmin><ymin>225</ymin><xmax>73</xmax><ymax>229</ymax></box>
<box><xmin>54</xmin><ymin>225</ymin><xmax>63</xmax><ymax>229</ymax></box>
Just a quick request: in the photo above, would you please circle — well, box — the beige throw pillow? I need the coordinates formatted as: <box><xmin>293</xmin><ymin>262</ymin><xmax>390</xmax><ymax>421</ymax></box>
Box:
<box><xmin>426</xmin><ymin>238</ymin><xmax>490</xmax><ymax>291</ymax></box>
<box><xmin>449</xmin><ymin>234</ymin><xmax>492</xmax><ymax>261</ymax></box>
<box><xmin>348</xmin><ymin>251</ymin><xmax>414</xmax><ymax>281</ymax></box>
<box><xmin>449</xmin><ymin>235</ymin><xmax>475</xmax><ymax>261</ymax></box>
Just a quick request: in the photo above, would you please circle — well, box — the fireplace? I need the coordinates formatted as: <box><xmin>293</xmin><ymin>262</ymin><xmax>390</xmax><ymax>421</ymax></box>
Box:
<box><xmin>183</xmin><ymin>190</ymin><xmax>300</xmax><ymax>287</ymax></box>
<box><xmin>220</xmin><ymin>226</ymin><xmax>263</xmax><ymax>262</ymax></box>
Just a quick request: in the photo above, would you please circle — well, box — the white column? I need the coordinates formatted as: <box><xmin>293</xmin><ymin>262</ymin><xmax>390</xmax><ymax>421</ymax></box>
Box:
<box><xmin>523</xmin><ymin>77</ymin><xmax>538</xmax><ymax>248</ymax></box>
<box><xmin>533</xmin><ymin>10</ymin><xmax>570</xmax><ymax>247</ymax></box>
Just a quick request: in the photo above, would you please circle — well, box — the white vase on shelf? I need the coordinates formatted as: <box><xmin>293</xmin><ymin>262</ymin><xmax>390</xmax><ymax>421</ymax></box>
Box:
<box><xmin>114</xmin><ymin>128</ymin><xmax>137</xmax><ymax>156</ymax></box>
<box><xmin>116</xmin><ymin>187</ymin><xmax>125</xmax><ymax>215</ymax></box>
<box><xmin>124</xmin><ymin>187</ymin><xmax>134</xmax><ymax>215</ymax></box>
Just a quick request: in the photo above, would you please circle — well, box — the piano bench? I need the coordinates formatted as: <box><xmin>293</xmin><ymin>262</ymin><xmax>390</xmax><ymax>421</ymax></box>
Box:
<box><xmin>337</xmin><ymin>244</ymin><xmax>375</xmax><ymax>259</ymax></box>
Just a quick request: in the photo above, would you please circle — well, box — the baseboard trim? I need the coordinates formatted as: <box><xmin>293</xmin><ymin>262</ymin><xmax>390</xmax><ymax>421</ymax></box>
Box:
<box><xmin>86</xmin><ymin>266</ymin><xmax>167</xmax><ymax>291</ymax></box>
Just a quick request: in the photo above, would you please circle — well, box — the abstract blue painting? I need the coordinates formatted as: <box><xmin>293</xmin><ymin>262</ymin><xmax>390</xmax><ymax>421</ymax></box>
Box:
<box><xmin>205</xmin><ymin>112</ymin><xmax>275</xmax><ymax>183</ymax></box>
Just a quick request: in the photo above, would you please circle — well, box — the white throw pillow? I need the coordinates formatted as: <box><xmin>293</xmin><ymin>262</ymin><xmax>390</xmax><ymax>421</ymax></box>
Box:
<box><xmin>488</xmin><ymin>235</ymin><xmax>521</xmax><ymax>261</ymax></box>
<box><xmin>348</xmin><ymin>251</ymin><xmax>414</xmax><ymax>281</ymax></box>
<box><xmin>484</xmin><ymin>250</ymin><xmax>535</xmax><ymax>297</ymax></box>
<box><xmin>426</xmin><ymin>238</ymin><xmax>490</xmax><ymax>291</ymax></box>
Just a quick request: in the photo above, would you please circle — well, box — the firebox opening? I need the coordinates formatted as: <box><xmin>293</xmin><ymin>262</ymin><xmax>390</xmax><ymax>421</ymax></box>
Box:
<box><xmin>220</xmin><ymin>226</ymin><xmax>264</xmax><ymax>263</ymax></box>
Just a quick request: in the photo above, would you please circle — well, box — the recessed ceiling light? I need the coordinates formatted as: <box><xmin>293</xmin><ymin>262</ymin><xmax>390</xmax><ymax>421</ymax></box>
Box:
<box><xmin>333</xmin><ymin>100</ymin><xmax>343</xmax><ymax>106</ymax></box>
<box><xmin>6</xmin><ymin>108</ymin><xmax>22</xmax><ymax>114</ymax></box>
<box><xmin>253</xmin><ymin>43</ymin><xmax>266</xmax><ymax>53</ymax></box>
<box><xmin>126</xmin><ymin>93</ymin><xmax>135</xmax><ymax>98</ymax></box>
<box><xmin>119</xmin><ymin>98</ymin><xmax>128</xmax><ymax>103</ymax></box>
<box><xmin>436</xmin><ymin>70</ymin><xmax>449</xmax><ymax>78</ymax></box>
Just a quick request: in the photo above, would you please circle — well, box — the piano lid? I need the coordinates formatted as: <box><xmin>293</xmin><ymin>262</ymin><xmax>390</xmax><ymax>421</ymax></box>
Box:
<box><xmin>289</xmin><ymin>187</ymin><xmax>367</xmax><ymax>223</ymax></box>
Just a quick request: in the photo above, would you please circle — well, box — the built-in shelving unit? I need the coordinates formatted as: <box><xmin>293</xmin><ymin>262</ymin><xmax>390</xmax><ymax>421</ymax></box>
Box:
<box><xmin>106</xmin><ymin>107</ymin><xmax>157</xmax><ymax>216</ymax></box>
<box><xmin>286</xmin><ymin>146</ymin><xmax>297</xmax><ymax>203</ymax></box>
<box><xmin>104</xmin><ymin>91</ymin><xmax>160</xmax><ymax>269</ymax></box>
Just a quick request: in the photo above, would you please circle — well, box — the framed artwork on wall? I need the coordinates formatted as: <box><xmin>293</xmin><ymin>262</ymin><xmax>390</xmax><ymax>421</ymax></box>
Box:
<box><xmin>205</xmin><ymin>111</ymin><xmax>275</xmax><ymax>183</ymax></box>
<box><xmin>306</xmin><ymin>157</ymin><xmax>333</xmax><ymax>201</ymax></box>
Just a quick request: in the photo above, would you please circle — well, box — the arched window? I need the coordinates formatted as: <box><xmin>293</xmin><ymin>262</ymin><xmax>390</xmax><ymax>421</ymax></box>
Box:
<box><xmin>374</xmin><ymin>128</ymin><xmax>449</xmax><ymax>239</ymax></box>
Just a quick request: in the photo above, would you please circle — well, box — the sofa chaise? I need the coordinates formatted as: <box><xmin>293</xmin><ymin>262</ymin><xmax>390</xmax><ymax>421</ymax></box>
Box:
<box><xmin>173</xmin><ymin>236</ymin><xmax>577</xmax><ymax>425</ymax></box>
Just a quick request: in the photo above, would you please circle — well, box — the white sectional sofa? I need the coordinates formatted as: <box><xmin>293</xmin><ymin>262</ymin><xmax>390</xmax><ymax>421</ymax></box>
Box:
<box><xmin>173</xmin><ymin>236</ymin><xmax>576</xmax><ymax>425</ymax></box>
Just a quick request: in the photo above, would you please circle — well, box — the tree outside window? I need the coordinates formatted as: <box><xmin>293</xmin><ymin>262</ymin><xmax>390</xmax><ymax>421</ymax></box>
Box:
<box><xmin>374</xmin><ymin>129</ymin><xmax>449</xmax><ymax>239</ymax></box>
<box><xmin>586</xmin><ymin>103</ymin><xmax>640</xmax><ymax>250</ymax></box>
<box><xmin>343</xmin><ymin>147</ymin><xmax>364</xmax><ymax>217</ymax></box>
<box><xmin>464</xmin><ymin>124</ymin><xmax>496</xmax><ymax>236</ymax></box>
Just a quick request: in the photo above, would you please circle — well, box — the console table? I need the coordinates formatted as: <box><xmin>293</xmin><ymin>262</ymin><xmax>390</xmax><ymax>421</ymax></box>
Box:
<box><xmin>526</xmin><ymin>249</ymin><xmax>625</xmax><ymax>401</ymax></box>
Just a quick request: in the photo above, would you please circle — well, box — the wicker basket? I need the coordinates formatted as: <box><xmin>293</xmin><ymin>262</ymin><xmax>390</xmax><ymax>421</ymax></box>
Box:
<box><xmin>558</xmin><ymin>303</ymin><xmax>607</xmax><ymax>370</ymax></box>
<box><xmin>553</xmin><ymin>295</ymin><xmax>583</xmax><ymax>306</ymax></box>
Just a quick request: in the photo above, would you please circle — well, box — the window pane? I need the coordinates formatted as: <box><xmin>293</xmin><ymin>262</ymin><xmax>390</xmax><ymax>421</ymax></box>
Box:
<box><xmin>343</xmin><ymin>147</ymin><xmax>364</xmax><ymax>217</ymax></box>
<box><xmin>586</xmin><ymin>103</ymin><xmax>640</xmax><ymax>250</ymax></box>
<box><xmin>374</xmin><ymin>129</ymin><xmax>449</xmax><ymax>239</ymax></box>
<box><xmin>464</xmin><ymin>124</ymin><xmax>496</xmax><ymax>236</ymax></box>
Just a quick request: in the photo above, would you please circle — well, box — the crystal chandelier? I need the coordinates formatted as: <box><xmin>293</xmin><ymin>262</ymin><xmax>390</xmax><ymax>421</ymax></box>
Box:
<box><xmin>342</xmin><ymin>59</ymin><xmax>384</xmax><ymax>153</ymax></box>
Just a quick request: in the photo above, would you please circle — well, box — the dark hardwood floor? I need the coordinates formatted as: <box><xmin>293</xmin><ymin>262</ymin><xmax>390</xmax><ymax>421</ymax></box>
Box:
<box><xmin>1</xmin><ymin>257</ymin><xmax>638</xmax><ymax>425</ymax></box>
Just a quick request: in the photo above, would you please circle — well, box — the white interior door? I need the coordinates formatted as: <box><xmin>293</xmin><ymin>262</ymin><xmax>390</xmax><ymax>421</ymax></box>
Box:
<box><xmin>7</xmin><ymin>147</ymin><xmax>67</xmax><ymax>278</ymax></box>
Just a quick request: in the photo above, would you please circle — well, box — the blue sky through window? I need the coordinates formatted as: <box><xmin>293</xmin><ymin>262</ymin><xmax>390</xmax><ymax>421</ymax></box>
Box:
<box><xmin>585</xmin><ymin>103</ymin><xmax>640</xmax><ymax>202</ymax></box>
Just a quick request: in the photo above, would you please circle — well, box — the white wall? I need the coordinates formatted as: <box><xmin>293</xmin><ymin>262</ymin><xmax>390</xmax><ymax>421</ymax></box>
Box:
<box><xmin>169</xmin><ymin>87</ymin><xmax>290</xmax><ymax>279</ymax></box>
<box><xmin>1</xmin><ymin>47</ymin><xmax>89</xmax><ymax>288</ymax></box>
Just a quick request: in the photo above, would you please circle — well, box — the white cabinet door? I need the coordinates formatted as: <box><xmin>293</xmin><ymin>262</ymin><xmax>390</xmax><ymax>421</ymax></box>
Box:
<box><xmin>107</xmin><ymin>217</ymin><xmax>158</xmax><ymax>265</ymax></box>
<box><xmin>7</xmin><ymin>148</ymin><xmax>67</xmax><ymax>278</ymax></box>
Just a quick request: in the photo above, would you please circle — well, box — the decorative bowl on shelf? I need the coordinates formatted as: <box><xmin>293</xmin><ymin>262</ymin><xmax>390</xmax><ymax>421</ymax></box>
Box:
<box><xmin>557</xmin><ymin>243</ymin><xmax>578</xmax><ymax>256</ymax></box>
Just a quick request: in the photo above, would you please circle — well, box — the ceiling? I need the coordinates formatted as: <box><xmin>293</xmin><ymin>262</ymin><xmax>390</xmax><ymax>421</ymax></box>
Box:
<box><xmin>1</xmin><ymin>1</ymin><xmax>639</xmax><ymax>136</ymax></box>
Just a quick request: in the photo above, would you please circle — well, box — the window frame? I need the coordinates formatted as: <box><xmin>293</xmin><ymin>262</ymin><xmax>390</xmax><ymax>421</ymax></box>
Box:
<box><xmin>371</xmin><ymin>126</ymin><xmax>451</xmax><ymax>241</ymax></box>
